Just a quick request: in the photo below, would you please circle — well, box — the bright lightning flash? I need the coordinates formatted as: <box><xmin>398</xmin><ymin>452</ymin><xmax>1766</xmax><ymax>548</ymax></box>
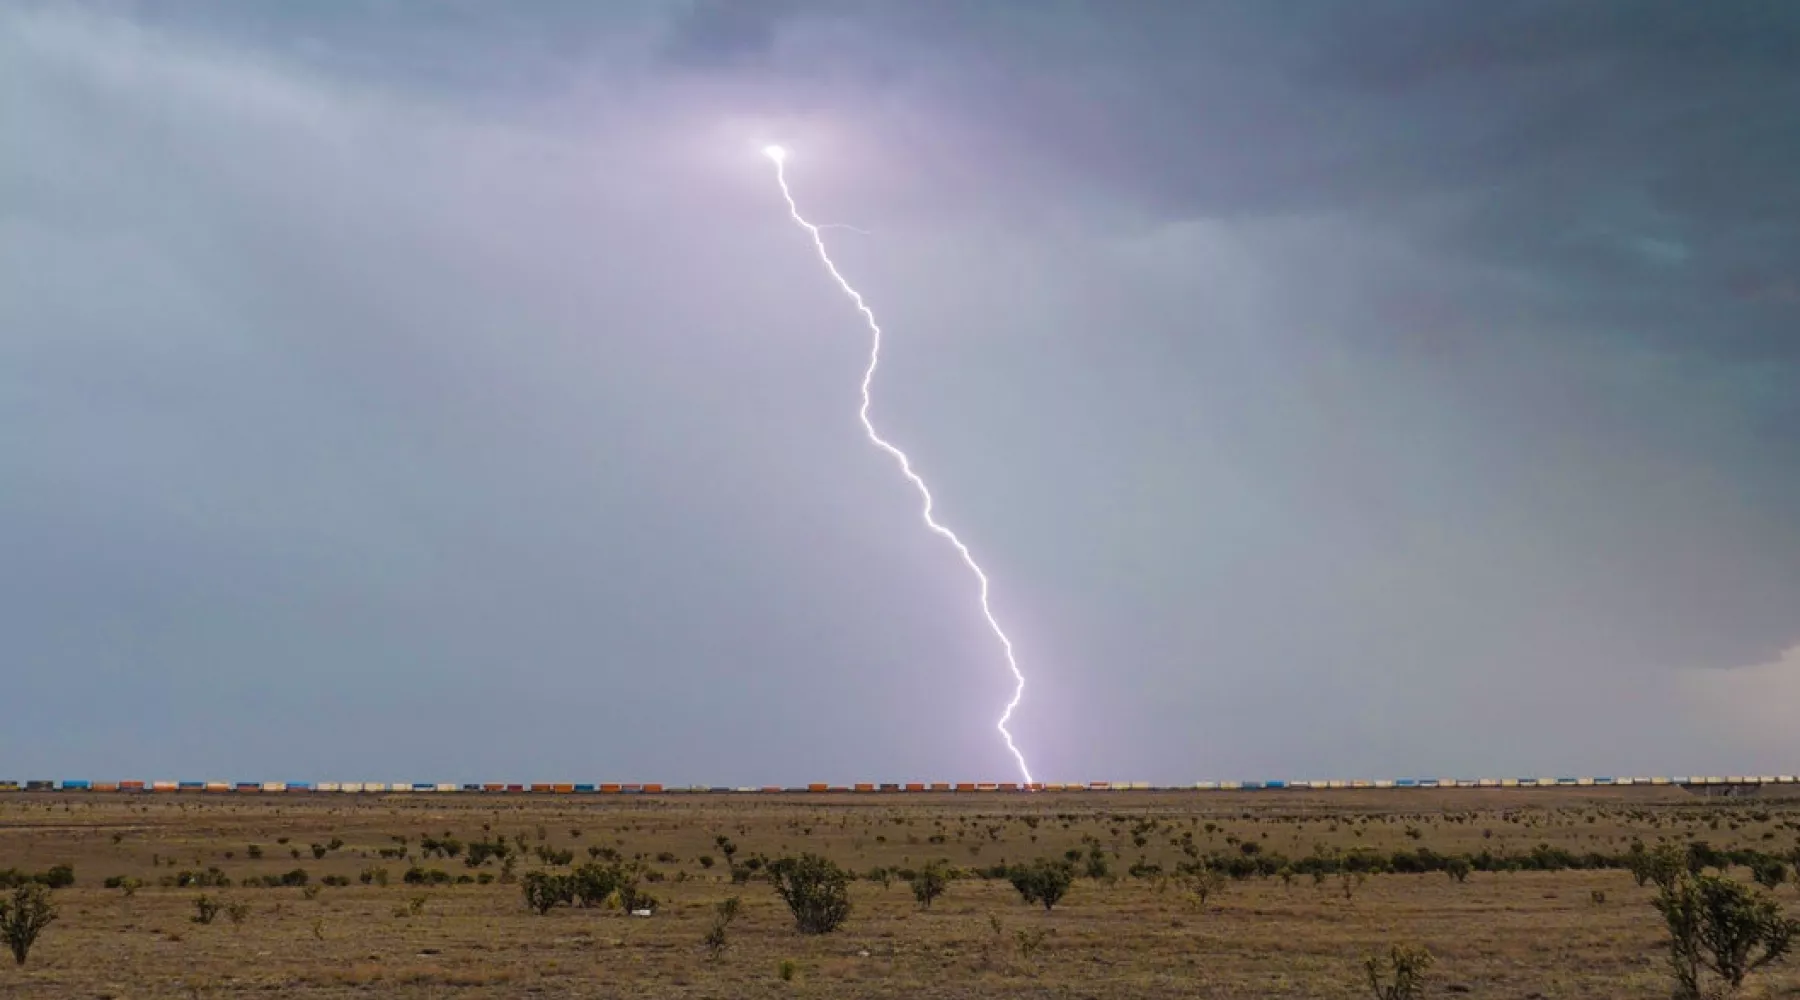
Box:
<box><xmin>764</xmin><ymin>146</ymin><xmax>1034</xmax><ymax>786</ymax></box>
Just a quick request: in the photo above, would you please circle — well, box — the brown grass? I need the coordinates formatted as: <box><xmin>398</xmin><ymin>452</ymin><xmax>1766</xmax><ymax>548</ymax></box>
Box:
<box><xmin>2</xmin><ymin>787</ymin><xmax>1799</xmax><ymax>997</ymax></box>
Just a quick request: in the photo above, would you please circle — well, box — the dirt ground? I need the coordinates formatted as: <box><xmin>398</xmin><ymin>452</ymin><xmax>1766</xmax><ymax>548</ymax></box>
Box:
<box><xmin>3</xmin><ymin>787</ymin><xmax>1799</xmax><ymax>998</ymax></box>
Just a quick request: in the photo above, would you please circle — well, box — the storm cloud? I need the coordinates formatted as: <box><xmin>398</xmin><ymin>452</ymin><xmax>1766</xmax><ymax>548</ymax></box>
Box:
<box><xmin>3</xmin><ymin>2</ymin><xmax>1797</xmax><ymax>783</ymax></box>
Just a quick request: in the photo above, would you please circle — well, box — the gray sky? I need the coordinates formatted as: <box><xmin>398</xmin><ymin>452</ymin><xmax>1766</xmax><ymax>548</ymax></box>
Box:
<box><xmin>4</xmin><ymin>1</ymin><xmax>1797</xmax><ymax>785</ymax></box>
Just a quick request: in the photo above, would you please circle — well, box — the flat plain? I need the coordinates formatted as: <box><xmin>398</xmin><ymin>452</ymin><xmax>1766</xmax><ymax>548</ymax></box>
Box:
<box><xmin>4</xmin><ymin>787</ymin><xmax>1800</xmax><ymax>998</ymax></box>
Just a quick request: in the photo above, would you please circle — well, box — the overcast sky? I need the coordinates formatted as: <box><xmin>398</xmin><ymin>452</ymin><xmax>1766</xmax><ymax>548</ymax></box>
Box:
<box><xmin>4</xmin><ymin>1</ymin><xmax>1797</xmax><ymax>785</ymax></box>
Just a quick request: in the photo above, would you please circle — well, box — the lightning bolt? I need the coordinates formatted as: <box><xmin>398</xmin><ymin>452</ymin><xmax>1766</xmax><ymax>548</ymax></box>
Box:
<box><xmin>762</xmin><ymin>145</ymin><xmax>1034</xmax><ymax>786</ymax></box>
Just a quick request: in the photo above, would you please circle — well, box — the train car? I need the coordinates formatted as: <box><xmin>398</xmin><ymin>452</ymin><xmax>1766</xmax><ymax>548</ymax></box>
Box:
<box><xmin>258</xmin><ymin>782</ymin><xmax>285</xmax><ymax>793</ymax></box>
<box><xmin>287</xmin><ymin>782</ymin><xmax>313</xmax><ymax>792</ymax></box>
<box><xmin>152</xmin><ymin>781</ymin><xmax>178</xmax><ymax>793</ymax></box>
<box><xmin>0</xmin><ymin>781</ymin><xmax>17</xmax><ymax>792</ymax></box>
<box><xmin>552</xmin><ymin>784</ymin><xmax>575</xmax><ymax>794</ymax></box>
<box><xmin>1778</xmin><ymin>776</ymin><xmax>1798</xmax><ymax>784</ymax></box>
<box><xmin>1217</xmin><ymin>781</ymin><xmax>1241</xmax><ymax>791</ymax></box>
<box><xmin>61</xmin><ymin>780</ymin><xmax>92</xmax><ymax>791</ymax></box>
<box><xmin>1263</xmin><ymin>780</ymin><xmax>1286</xmax><ymax>790</ymax></box>
<box><xmin>119</xmin><ymin>780</ymin><xmax>146</xmax><ymax>792</ymax></box>
<box><xmin>234</xmin><ymin>782</ymin><xmax>260</xmax><ymax>793</ymax></box>
<box><xmin>708</xmin><ymin>787</ymin><xmax>733</xmax><ymax>793</ymax></box>
<box><xmin>879</xmin><ymin>783</ymin><xmax>901</xmax><ymax>792</ymax></box>
<box><xmin>481</xmin><ymin>783</ymin><xmax>506</xmax><ymax>793</ymax></box>
<box><xmin>25</xmin><ymin>780</ymin><xmax>54</xmax><ymax>792</ymax></box>
<box><xmin>573</xmin><ymin>783</ymin><xmax>596</xmax><ymax>793</ymax></box>
<box><xmin>93</xmin><ymin>782</ymin><xmax>119</xmax><ymax>793</ymax></box>
<box><xmin>315</xmin><ymin>782</ymin><xmax>340</xmax><ymax>793</ymax></box>
<box><xmin>975</xmin><ymin>783</ymin><xmax>999</xmax><ymax>792</ymax></box>
<box><xmin>643</xmin><ymin>784</ymin><xmax>664</xmax><ymax>793</ymax></box>
<box><xmin>178</xmin><ymin>781</ymin><xmax>205</xmax><ymax>792</ymax></box>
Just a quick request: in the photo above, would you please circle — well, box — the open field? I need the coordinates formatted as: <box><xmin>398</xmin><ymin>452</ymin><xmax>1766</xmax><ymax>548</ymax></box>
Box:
<box><xmin>4</xmin><ymin>788</ymin><xmax>1800</xmax><ymax>998</ymax></box>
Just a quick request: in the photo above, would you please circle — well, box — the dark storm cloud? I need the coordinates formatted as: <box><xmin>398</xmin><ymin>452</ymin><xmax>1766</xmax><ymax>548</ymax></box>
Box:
<box><xmin>4</xmin><ymin>2</ymin><xmax>1798</xmax><ymax>782</ymax></box>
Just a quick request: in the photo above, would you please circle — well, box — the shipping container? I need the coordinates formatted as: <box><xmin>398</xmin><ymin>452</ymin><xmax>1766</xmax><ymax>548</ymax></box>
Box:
<box><xmin>1087</xmin><ymin>782</ymin><xmax>1111</xmax><ymax>791</ymax></box>
<box><xmin>954</xmin><ymin>783</ymin><xmax>977</xmax><ymax>792</ymax></box>
<box><xmin>94</xmin><ymin>782</ymin><xmax>119</xmax><ymax>793</ymax></box>
<box><xmin>462</xmin><ymin>783</ymin><xmax>483</xmax><ymax>792</ymax></box>
<box><xmin>0</xmin><ymin>781</ymin><xmax>18</xmax><ymax>792</ymax></box>
<box><xmin>621</xmin><ymin>784</ymin><xmax>644</xmax><ymax>794</ymax></box>
<box><xmin>1374</xmin><ymin>779</ymin><xmax>1395</xmax><ymax>789</ymax></box>
<box><xmin>120</xmin><ymin>780</ymin><xmax>146</xmax><ymax>792</ymax></box>
<box><xmin>287</xmin><ymin>782</ymin><xmax>312</xmax><ymax>792</ymax></box>
<box><xmin>880</xmin><ymin>784</ymin><xmax>901</xmax><ymax>792</ymax></box>
<box><xmin>975</xmin><ymin>783</ymin><xmax>999</xmax><ymax>792</ymax></box>
<box><xmin>259</xmin><ymin>782</ymin><xmax>285</xmax><ymax>793</ymax></box>
<box><xmin>1263</xmin><ymin>780</ymin><xmax>1286</xmax><ymax>790</ymax></box>
<box><xmin>61</xmin><ymin>780</ymin><xmax>91</xmax><ymax>791</ymax></box>
<box><xmin>178</xmin><ymin>781</ymin><xmax>204</xmax><ymax>791</ymax></box>
<box><xmin>552</xmin><ymin>784</ymin><xmax>575</xmax><ymax>794</ymax></box>
<box><xmin>483</xmin><ymin>783</ymin><xmax>506</xmax><ymax>793</ymax></box>
<box><xmin>153</xmin><ymin>781</ymin><xmax>178</xmax><ymax>792</ymax></box>
<box><xmin>573</xmin><ymin>784</ymin><xmax>596</xmax><ymax>793</ymax></box>
<box><xmin>930</xmin><ymin>783</ymin><xmax>952</xmax><ymax>792</ymax></box>
<box><xmin>25</xmin><ymin>780</ymin><xmax>54</xmax><ymax>792</ymax></box>
<box><xmin>643</xmin><ymin>784</ymin><xmax>664</xmax><ymax>793</ymax></box>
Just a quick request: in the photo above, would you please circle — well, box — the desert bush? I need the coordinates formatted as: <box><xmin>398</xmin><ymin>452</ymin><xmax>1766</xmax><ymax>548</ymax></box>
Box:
<box><xmin>911</xmin><ymin>861</ymin><xmax>949</xmax><ymax>910</ymax></box>
<box><xmin>246</xmin><ymin>845</ymin><xmax>263</xmax><ymax>860</ymax></box>
<box><xmin>1753</xmin><ymin>858</ymin><xmax>1789</xmax><ymax>891</ymax></box>
<box><xmin>767</xmin><ymin>854</ymin><xmax>852</xmax><ymax>934</ymax></box>
<box><xmin>311</xmin><ymin>844</ymin><xmax>327</xmax><ymax>860</ymax></box>
<box><xmin>1445</xmin><ymin>857</ymin><xmax>1472</xmax><ymax>883</ymax></box>
<box><xmin>1655</xmin><ymin>869</ymin><xmax>1798</xmax><ymax>999</ymax></box>
<box><xmin>1365</xmin><ymin>944</ymin><xmax>1433</xmax><ymax>1000</ymax></box>
<box><xmin>703</xmin><ymin>896</ymin><xmax>741</xmax><ymax>958</ymax></box>
<box><xmin>571</xmin><ymin>863</ymin><xmax>620</xmax><ymax>908</ymax></box>
<box><xmin>359</xmin><ymin>867</ymin><xmax>389</xmax><ymax>886</ymax></box>
<box><xmin>192</xmin><ymin>895</ymin><xmax>221</xmax><ymax>925</ymax></box>
<box><xmin>522</xmin><ymin>872</ymin><xmax>573</xmax><ymax>914</ymax></box>
<box><xmin>1</xmin><ymin>884</ymin><xmax>57</xmax><ymax>966</ymax></box>
<box><xmin>1009</xmin><ymin>859</ymin><xmax>1075</xmax><ymax>911</ymax></box>
<box><xmin>1184</xmin><ymin>868</ymin><xmax>1226</xmax><ymax>910</ymax></box>
<box><xmin>225</xmin><ymin>899</ymin><xmax>251</xmax><ymax>925</ymax></box>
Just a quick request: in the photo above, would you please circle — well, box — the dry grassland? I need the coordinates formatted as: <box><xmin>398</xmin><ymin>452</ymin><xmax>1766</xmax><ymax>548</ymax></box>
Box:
<box><xmin>4</xmin><ymin>788</ymin><xmax>1800</xmax><ymax>998</ymax></box>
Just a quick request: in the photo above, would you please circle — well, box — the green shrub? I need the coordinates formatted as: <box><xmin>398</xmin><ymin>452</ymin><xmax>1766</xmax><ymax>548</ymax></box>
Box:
<box><xmin>1364</xmin><ymin>944</ymin><xmax>1432</xmax><ymax>1000</ymax></box>
<box><xmin>192</xmin><ymin>895</ymin><xmax>221</xmax><ymax>925</ymax></box>
<box><xmin>1655</xmin><ymin>870</ymin><xmax>1798</xmax><ymax>999</ymax></box>
<box><xmin>910</xmin><ymin>861</ymin><xmax>949</xmax><ymax>910</ymax></box>
<box><xmin>1008</xmin><ymin>859</ymin><xmax>1074</xmax><ymax>911</ymax></box>
<box><xmin>767</xmin><ymin>854</ymin><xmax>851</xmax><ymax>934</ymax></box>
<box><xmin>522</xmin><ymin>872</ymin><xmax>573</xmax><ymax>915</ymax></box>
<box><xmin>0</xmin><ymin>885</ymin><xmax>57</xmax><ymax>966</ymax></box>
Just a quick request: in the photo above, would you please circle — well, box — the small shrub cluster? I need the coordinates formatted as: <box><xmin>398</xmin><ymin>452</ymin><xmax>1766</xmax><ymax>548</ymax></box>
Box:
<box><xmin>767</xmin><ymin>854</ymin><xmax>851</xmax><ymax>934</ymax></box>
<box><xmin>0</xmin><ymin>866</ymin><xmax>74</xmax><ymax>890</ymax></box>
<box><xmin>1</xmin><ymin>885</ymin><xmax>58</xmax><ymax>966</ymax></box>
<box><xmin>1008</xmin><ymin>859</ymin><xmax>1075</xmax><ymax>911</ymax></box>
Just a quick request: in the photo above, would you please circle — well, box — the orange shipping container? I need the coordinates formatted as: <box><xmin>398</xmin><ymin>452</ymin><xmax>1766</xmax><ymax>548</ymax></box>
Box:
<box><xmin>93</xmin><ymin>782</ymin><xmax>119</xmax><ymax>793</ymax></box>
<box><xmin>998</xmin><ymin>783</ymin><xmax>1018</xmax><ymax>792</ymax></box>
<box><xmin>904</xmin><ymin>783</ymin><xmax>926</xmax><ymax>792</ymax></box>
<box><xmin>930</xmin><ymin>783</ymin><xmax>951</xmax><ymax>792</ymax></box>
<box><xmin>552</xmin><ymin>784</ymin><xmax>574</xmax><ymax>794</ymax></box>
<box><xmin>853</xmin><ymin>783</ymin><xmax>875</xmax><ymax>793</ymax></box>
<box><xmin>120</xmin><ymin>781</ymin><xmax>146</xmax><ymax>792</ymax></box>
<box><xmin>954</xmin><ymin>783</ymin><xmax>976</xmax><ymax>792</ymax></box>
<box><xmin>807</xmin><ymin>783</ymin><xmax>829</xmax><ymax>793</ymax></box>
<box><xmin>482</xmin><ymin>783</ymin><xmax>506</xmax><ymax>792</ymax></box>
<box><xmin>529</xmin><ymin>783</ymin><xmax>553</xmax><ymax>793</ymax></box>
<box><xmin>600</xmin><ymin>784</ymin><xmax>621</xmax><ymax>793</ymax></box>
<box><xmin>642</xmin><ymin>783</ymin><xmax>664</xmax><ymax>793</ymax></box>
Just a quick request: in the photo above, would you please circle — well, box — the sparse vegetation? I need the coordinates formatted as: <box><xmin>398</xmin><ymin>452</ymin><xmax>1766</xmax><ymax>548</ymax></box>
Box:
<box><xmin>1</xmin><ymin>884</ymin><xmax>57</xmax><ymax>966</ymax></box>
<box><xmin>767</xmin><ymin>854</ymin><xmax>852</xmax><ymax>934</ymax></box>
<box><xmin>1008</xmin><ymin>859</ymin><xmax>1075</xmax><ymax>910</ymax></box>
<box><xmin>1654</xmin><ymin>867</ymin><xmax>1798</xmax><ymax>999</ymax></box>
<box><xmin>1364</xmin><ymin>944</ymin><xmax>1433</xmax><ymax>1000</ymax></box>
